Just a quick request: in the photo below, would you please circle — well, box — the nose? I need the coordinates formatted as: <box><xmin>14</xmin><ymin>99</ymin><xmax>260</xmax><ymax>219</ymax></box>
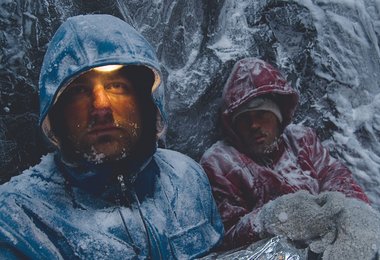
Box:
<box><xmin>93</xmin><ymin>85</ymin><xmax>111</xmax><ymax>109</ymax></box>
<box><xmin>90</xmin><ymin>85</ymin><xmax>113</xmax><ymax>125</ymax></box>
<box><xmin>250</xmin><ymin>120</ymin><xmax>261</xmax><ymax>132</ymax></box>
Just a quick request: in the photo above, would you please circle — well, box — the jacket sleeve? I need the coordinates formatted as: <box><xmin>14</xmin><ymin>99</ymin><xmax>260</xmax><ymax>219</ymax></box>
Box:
<box><xmin>0</xmin><ymin>240</ymin><xmax>28</xmax><ymax>260</ymax></box>
<box><xmin>0</xmin><ymin>202</ymin><xmax>45</xmax><ymax>259</ymax></box>
<box><xmin>194</xmin><ymin>161</ymin><xmax>226</xmax><ymax>253</ymax></box>
<box><xmin>201</xmin><ymin>157</ymin><xmax>263</xmax><ymax>250</ymax></box>
<box><xmin>167</xmin><ymin>152</ymin><xmax>226</xmax><ymax>258</ymax></box>
<box><xmin>300</xmin><ymin>128</ymin><xmax>369</xmax><ymax>203</ymax></box>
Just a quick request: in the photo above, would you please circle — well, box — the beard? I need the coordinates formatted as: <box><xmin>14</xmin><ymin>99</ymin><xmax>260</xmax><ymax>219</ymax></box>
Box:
<box><xmin>247</xmin><ymin>136</ymin><xmax>281</xmax><ymax>166</ymax></box>
<box><xmin>64</xmin><ymin>124</ymin><xmax>141</xmax><ymax>164</ymax></box>
<box><xmin>261</xmin><ymin>137</ymin><xmax>281</xmax><ymax>155</ymax></box>
<box><xmin>81</xmin><ymin>134</ymin><xmax>133</xmax><ymax>164</ymax></box>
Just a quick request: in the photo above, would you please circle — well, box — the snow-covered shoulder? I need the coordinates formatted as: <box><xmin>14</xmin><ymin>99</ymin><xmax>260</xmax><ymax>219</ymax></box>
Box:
<box><xmin>201</xmin><ymin>140</ymin><xmax>236</xmax><ymax>160</ymax></box>
<box><xmin>208</xmin><ymin>139</ymin><xmax>241</xmax><ymax>154</ymax></box>
<box><xmin>154</xmin><ymin>148</ymin><xmax>209</xmax><ymax>181</ymax></box>
<box><xmin>284</xmin><ymin>124</ymin><xmax>315</xmax><ymax>141</ymax></box>
<box><xmin>0</xmin><ymin>152</ymin><xmax>63</xmax><ymax>198</ymax></box>
<box><xmin>153</xmin><ymin>148</ymin><xmax>217</xmax><ymax>204</ymax></box>
<box><xmin>200</xmin><ymin>140</ymin><xmax>246</xmax><ymax>175</ymax></box>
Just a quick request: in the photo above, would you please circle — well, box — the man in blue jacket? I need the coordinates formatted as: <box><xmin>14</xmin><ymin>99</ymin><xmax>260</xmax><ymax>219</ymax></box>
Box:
<box><xmin>0</xmin><ymin>14</ymin><xmax>223</xmax><ymax>259</ymax></box>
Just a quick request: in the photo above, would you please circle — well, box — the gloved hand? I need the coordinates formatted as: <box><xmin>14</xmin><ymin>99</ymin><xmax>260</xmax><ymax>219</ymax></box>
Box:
<box><xmin>315</xmin><ymin>194</ymin><xmax>380</xmax><ymax>260</ymax></box>
<box><xmin>255</xmin><ymin>190</ymin><xmax>342</xmax><ymax>243</ymax></box>
<box><xmin>308</xmin><ymin>192</ymin><xmax>347</xmax><ymax>253</ymax></box>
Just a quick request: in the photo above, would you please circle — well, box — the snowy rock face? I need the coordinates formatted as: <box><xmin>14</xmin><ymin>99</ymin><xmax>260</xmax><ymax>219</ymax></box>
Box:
<box><xmin>1</xmin><ymin>0</ymin><xmax>380</xmax><ymax>209</ymax></box>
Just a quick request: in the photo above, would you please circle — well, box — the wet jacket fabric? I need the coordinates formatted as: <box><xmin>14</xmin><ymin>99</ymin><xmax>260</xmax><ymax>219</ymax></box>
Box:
<box><xmin>200</xmin><ymin>58</ymin><xmax>368</xmax><ymax>249</ymax></box>
<box><xmin>0</xmin><ymin>14</ymin><xmax>223</xmax><ymax>259</ymax></box>
<box><xmin>1</xmin><ymin>150</ymin><xmax>222</xmax><ymax>259</ymax></box>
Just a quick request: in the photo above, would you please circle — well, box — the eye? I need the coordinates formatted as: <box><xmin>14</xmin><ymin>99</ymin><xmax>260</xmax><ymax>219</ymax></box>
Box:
<box><xmin>105</xmin><ymin>82</ymin><xmax>129</xmax><ymax>94</ymax></box>
<box><xmin>256</xmin><ymin>111</ymin><xmax>267</xmax><ymax>119</ymax></box>
<box><xmin>64</xmin><ymin>85</ymin><xmax>90</xmax><ymax>99</ymax></box>
<box><xmin>235</xmin><ymin>113</ymin><xmax>251</xmax><ymax>127</ymax></box>
<box><xmin>261</xmin><ymin>111</ymin><xmax>275</xmax><ymax>119</ymax></box>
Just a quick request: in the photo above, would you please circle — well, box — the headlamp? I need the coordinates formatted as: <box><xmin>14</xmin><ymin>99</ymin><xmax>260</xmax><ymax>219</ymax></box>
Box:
<box><xmin>93</xmin><ymin>65</ymin><xmax>123</xmax><ymax>72</ymax></box>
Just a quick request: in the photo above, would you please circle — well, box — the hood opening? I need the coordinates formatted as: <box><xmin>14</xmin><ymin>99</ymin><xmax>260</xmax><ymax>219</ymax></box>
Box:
<box><xmin>220</xmin><ymin>58</ymin><xmax>299</xmax><ymax>151</ymax></box>
<box><xmin>47</xmin><ymin>65</ymin><xmax>159</xmax><ymax>166</ymax></box>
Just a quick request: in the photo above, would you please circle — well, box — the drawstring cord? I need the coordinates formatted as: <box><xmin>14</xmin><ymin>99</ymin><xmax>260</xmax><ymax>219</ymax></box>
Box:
<box><xmin>117</xmin><ymin>208</ymin><xmax>141</xmax><ymax>256</ymax></box>
<box><xmin>117</xmin><ymin>174</ymin><xmax>162</xmax><ymax>260</ymax></box>
<box><xmin>59</xmin><ymin>152</ymin><xmax>162</xmax><ymax>258</ymax></box>
<box><xmin>116</xmin><ymin>174</ymin><xmax>141</xmax><ymax>256</ymax></box>
<box><xmin>131</xmin><ymin>189</ymin><xmax>163</xmax><ymax>260</ymax></box>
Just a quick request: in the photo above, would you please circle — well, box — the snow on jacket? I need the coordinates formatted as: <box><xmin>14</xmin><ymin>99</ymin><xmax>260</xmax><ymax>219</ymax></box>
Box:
<box><xmin>0</xmin><ymin>14</ymin><xmax>223</xmax><ymax>259</ymax></box>
<box><xmin>1</xmin><ymin>150</ymin><xmax>223</xmax><ymax>259</ymax></box>
<box><xmin>200</xmin><ymin>58</ymin><xmax>368</xmax><ymax>249</ymax></box>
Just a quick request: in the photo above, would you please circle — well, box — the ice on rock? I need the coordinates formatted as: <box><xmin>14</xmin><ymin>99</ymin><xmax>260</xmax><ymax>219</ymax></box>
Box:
<box><xmin>1</xmin><ymin>0</ymin><xmax>380</xmax><ymax>211</ymax></box>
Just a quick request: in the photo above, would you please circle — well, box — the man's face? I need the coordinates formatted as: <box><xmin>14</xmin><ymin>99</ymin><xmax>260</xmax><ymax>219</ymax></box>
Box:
<box><xmin>54</xmin><ymin>68</ymin><xmax>143</xmax><ymax>163</ymax></box>
<box><xmin>235</xmin><ymin>110</ymin><xmax>281</xmax><ymax>158</ymax></box>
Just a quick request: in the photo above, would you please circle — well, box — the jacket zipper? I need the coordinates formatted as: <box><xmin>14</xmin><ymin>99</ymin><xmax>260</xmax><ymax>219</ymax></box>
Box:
<box><xmin>117</xmin><ymin>174</ymin><xmax>141</xmax><ymax>257</ymax></box>
<box><xmin>117</xmin><ymin>174</ymin><xmax>162</xmax><ymax>259</ymax></box>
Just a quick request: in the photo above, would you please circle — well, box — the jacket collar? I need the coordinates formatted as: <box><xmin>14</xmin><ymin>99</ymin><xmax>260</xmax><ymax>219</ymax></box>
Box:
<box><xmin>55</xmin><ymin>145</ymin><xmax>157</xmax><ymax>197</ymax></box>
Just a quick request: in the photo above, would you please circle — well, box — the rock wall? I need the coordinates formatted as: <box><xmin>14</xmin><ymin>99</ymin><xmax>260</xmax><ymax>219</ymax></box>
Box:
<box><xmin>1</xmin><ymin>0</ymin><xmax>380</xmax><ymax>209</ymax></box>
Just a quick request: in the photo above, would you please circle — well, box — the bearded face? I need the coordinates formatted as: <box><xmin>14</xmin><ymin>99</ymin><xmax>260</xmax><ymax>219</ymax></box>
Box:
<box><xmin>52</xmin><ymin>67</ymin><xmax>143</xmax><ymax>164</ymax></box>
<box><xmin>234</xmin><ymin>110</ymin><xmax>281</xmax><ymax>158</ymax></box>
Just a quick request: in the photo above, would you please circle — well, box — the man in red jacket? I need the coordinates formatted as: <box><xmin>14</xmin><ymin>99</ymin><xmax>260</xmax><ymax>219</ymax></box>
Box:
<box><xmin>200</xmin><ymin>57</ymin><xmax>369</xmax><ymax>250</ymax></box>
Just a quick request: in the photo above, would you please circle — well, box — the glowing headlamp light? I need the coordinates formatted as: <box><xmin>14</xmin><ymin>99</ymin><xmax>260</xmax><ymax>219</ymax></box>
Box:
<box><xmin>93</xmin><ymin>65</ymin><xmax>123</xmax><ymax>72</ymax></box>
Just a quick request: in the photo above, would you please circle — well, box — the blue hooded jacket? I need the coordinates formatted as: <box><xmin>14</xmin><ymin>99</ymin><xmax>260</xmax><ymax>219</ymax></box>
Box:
<box><xmin>0</xmin><ymin>14</ymin><xmax>223</xmax><ymax>259</ymax></box>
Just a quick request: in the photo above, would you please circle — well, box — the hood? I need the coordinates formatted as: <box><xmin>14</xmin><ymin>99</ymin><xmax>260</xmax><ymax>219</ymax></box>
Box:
<box><xmin>221</xmin><ymin>57</ymin><xmax>299</xmax><ymax>148</ymax></box>
<box><xmin>39</xmin><ymin>14</ymin><xmax>166</xmax><ymax>146</ymax></box>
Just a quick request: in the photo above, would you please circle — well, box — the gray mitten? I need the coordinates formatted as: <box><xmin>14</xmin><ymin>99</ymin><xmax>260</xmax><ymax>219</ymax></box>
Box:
<box><xmin>319</xmin><ymin>195</ymin><xmax>380</xmax><ymax>260</ymax></box>
<box><xmin>308</xmin><ymin>192</ymin><xmax>347</xmax><ymax>253</ymax></box>
<box><xmin>255</xmin><ymin>190</ymin><xmax>342</xmax><ymax>243</ymax></box>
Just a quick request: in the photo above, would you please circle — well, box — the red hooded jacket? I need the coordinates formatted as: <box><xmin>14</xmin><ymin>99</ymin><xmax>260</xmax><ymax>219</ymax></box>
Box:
<box><xmin>200</xmin><ymin>58</ymin><xmax>369</xmax><ymax>249</ymax></box>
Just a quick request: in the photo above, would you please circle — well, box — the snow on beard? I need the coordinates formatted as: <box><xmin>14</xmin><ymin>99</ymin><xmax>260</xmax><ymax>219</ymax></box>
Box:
<box><xmin>262</xmin><ymin>137</ymin><xmax>281</xmax><ymax>155</ymax></box>
<box><xmin>248</xmin><ymin>135</ymin><xmax>281</xmax><ymax>160</ymax></box>
<box><xmin>78</xmin><ymin>122</ymin><xmax>141</xmax><ymax>164</ymax></box>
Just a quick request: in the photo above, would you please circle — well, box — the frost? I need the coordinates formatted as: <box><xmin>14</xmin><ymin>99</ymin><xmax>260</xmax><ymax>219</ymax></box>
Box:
<box><xmin>209</xmin><ymin>35</ymin><xmax>243</xmax><ymax>62</ymax></box>
<box><xmin>83</xmin><ymin>147</ymin><xmax>106</xmax><ymax>164</ymax></box>
<box><xmin>278</xmin><ymin>212</ymin><xmax>288</xmax><ymax>222</ymax></box>
<box><xmin>2</xmin><ymin>0</ymin><xmax>380</xmax><ymax>211</ymax></box>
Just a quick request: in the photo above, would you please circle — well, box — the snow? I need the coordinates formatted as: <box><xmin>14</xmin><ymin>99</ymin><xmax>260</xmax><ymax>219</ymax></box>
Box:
<box><xmin>2</xmin><ymin>2</ymin><xmax>380</xmax><ymax>258</ymax></box>
<box><xmin>278</xmin><ymin>212</ymin><xmax>288</xmax><ymax>222</ymax></box>
<box><xmin>209</xmin><ymin>35</ymin><xmax>240</xmax><ymax>63</ymax></box>
<box><xmin>253</xmin><ymin>191</ymin><xmax>380</xmax><ymax>259</ymax></box>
